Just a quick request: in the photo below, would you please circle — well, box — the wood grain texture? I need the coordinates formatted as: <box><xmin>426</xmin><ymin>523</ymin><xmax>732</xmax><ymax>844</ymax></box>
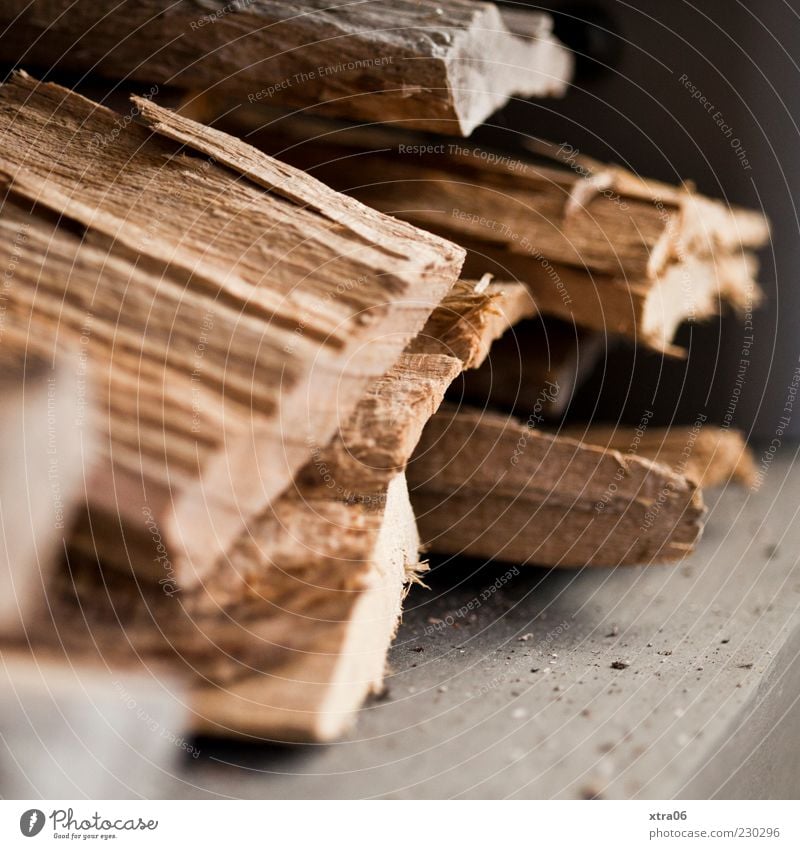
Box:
<box><xmin>290</xmin><ymin>279</ymin><xmax>534</xmax><ymax>498</ymax></box>
<box><xmin>217</xmin><ymin>115</ymin><xmax>768</xmax><ymax>352</ymax></box>
<box><xmin>218</xmin><ymin>117</ymin><xmax>768</xmax><ymax>279</ymax></box>
<box><xmin>0</xmin><ymin>1</ymin><xmax>572</xmax><ymax>135</ymax></box>
<box><xmin>9</xmin><ymin>278</ymin><xmax>526</xmax><ymax>742</ymax></box>
<box><xmin>408</xmin><ymin>404</ymin><xmax>706</xmax><ymax>567</ymax></box>
<box><xmin>409</xmin><ymin>278</ymin><xmax>537</xmax><ymax>369</ymax></box>
<box><xmin>563</xmin><ymin>423</ymin><xmax>757</xmax><ymax>489</ymax></box>
<box><xmin>0</xmin><ymin>72</ymin><xmax>463</xmax><ymax>586</ymax></box>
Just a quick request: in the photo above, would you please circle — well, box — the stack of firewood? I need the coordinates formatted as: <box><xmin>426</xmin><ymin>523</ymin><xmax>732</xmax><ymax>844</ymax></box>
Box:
<box><xmin>0</xmin><ymin>1</ymin><xmax>768</xmax><ymax>754</ymax></box>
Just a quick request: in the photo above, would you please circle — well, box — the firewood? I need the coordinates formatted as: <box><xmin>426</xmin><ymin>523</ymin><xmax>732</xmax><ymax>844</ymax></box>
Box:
<box><xmin>12</xmin><ymin>280</ymin><xmax>527</xmax><ymax>742</ymax></box>
<box><xmin>0</xmin><ymin>1</ymin><xmax>572</xmax><ymax>135</ymax></box>
<box><xmin>179</xmin><ymin>282</ymin><xmax>536</xmax><ymax>739</ymax></box>
<box><xmin>0</xmin><ymin>330</ymin><xmax>87</xmax><ymax>635</ymax></box>
<box><xmin>562</xmin><ymin>424</ymin><xmax>757</xmax><ymax>489</ymax></box>
<box><xmin>410</xmin><ymin>278</ymin><xmax>537</xmax><ymax>369</ymax></box>
<box><xmin>291</xmin><ymin>280</ymin><xmax>534</xmax><ymax>497</ymax></box>
<box><xmin>212</xmin><ymin>116</ymin><xmax>768</xmax><ymax>353</ymax></box>
<box><xmin>408</xmin><ymin>404</ymin><xmax>706</xmax><ymax>567</ymax></box>
<box><xmin>459</xmin><ymin>242</ymin><xmax>759</xmax><ymax>355</ymax></box>
<box><xmin>0</xmin><ymin>72</ymin><xmax>463</xmax><ymax>586</ymax></box>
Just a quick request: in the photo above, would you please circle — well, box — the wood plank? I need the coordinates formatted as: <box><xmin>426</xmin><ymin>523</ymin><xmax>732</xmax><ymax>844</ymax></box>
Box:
<box><xmin>0</xmin><ymin>72</ymin><xmax>463</xmax><ymax>586</ymax></box>
<box><xmin>408</xmin><ymin>404</ymin><xmax>706</xmax><ymax>567</ymax></box>
<box><xmin>0</xmin><ymin>1</ymin><xmax>572</xmax><ymax>135</ymax></box>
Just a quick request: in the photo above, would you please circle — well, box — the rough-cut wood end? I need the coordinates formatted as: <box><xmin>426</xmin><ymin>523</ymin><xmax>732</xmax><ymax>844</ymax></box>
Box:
<box><xmin>409</xmin><ymin>279</ymin><xmax>537</xmax><ymax>368</ymax></box>
<box><xmin>192</xmin><ymin>473</ymin><xmax>420</xmax><ymax>742</ymax></box>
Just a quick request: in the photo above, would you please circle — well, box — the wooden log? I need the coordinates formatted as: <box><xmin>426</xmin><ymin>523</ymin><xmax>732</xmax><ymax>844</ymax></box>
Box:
<box><xmin>11</xmin><ymin>280</ymin><xmax>527</xmax><ymax>742</ymax></box>
<box><xmin>209</xmin><ymin>116</ymin><xmax>769</xmax><ymax>279</ymax></box>
<box><xmin>408</xmin><ymin>404</ymin><xmax>706</xmax><ymax>567</ymax></box>
<box><xmin>0</xmin><ymin>329</ymin><xmax>88</xmax><ymax>636</ymax></box>
<box><xmin>0</xmin><ymin>72</ymin><xmax>463</xmax><ymax>586</ymax></box>
<box><xmin>210</xmin><ymin>114</ymin><xmax>768</xmax><ymax>352</ymax></box>
<box><xmin>459</xmin><ymin>241</ymin><xmax>758</xmax><ymax>355</ymax></box>
<box><xmin>0</xmin><ymin>1</ymin><xmax>572</xmax><ymax>135</ymax></box>
<box><xmin>562</xmin><ymin>423</ymin><xmax>757</xmax><ymax>489</ymax></box>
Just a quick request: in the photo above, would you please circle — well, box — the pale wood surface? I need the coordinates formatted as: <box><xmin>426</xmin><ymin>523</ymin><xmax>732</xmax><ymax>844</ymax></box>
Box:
<box><xmin>0</xmin><ymin>1</ymin><xmax>572</xmax><ymax>135</ymax></box>
<box><xmin>0</xmin><ymin>331</ymin><xmax>88</xmax><ymax>636</ymax></box>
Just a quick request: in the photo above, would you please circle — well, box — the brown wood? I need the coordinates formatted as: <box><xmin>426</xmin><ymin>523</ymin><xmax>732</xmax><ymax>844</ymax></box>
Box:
<box><xmin>213</xmin><ymin>115</ymin><xmax>768</xmax><ymax>353</ymax></box>
<box><xmin>408</xmin><ymin>404</ymin><xmax>706</xmax><ymax>568</ymax></box>
<box><xmin>291</xmin><ymin>280</ymin><xmax>534</xmax><ymax>498</ymax></box>
<box><xmin>10</xmin><ymin>279</ymin><xmax>528</xmax><ymax>742</ymax></box>
<box><xmin>0</xmin><ymin>72</ymin><xmax>463</xmax><ymax>586</ymax></box>
<box><xmin>410</xmin><ymin>278</ymin><xmax>537</xmax><ymax>369</ymax></box>
<box><xmin>459</xmin><ymin>242</ymin><xmax>759</xmax><ymax>355</ymax></box>
<box><xmin>0</xmin><ymin>1</ymin><xmax>572</xmax><ymax>135</ymax></box>
<box><xmin>563</xmin><ymin>423</ymin><xmax>756</xmax><ymax>489</ymax></box>
<box><xmin>212</xmin><ymin>117</ymin><xmax>768</xmax><ymax>278</ymax></box>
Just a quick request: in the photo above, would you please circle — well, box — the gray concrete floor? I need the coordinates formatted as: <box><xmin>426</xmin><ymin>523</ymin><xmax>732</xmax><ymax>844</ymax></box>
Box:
<box><xmin>150</xmin><ymin>447</ymin><xmax>800</xmax><ymax>799</ymax></box>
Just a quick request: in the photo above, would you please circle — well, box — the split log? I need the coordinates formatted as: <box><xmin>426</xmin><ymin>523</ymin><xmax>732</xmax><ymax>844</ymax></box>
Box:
<box><xmin>213</xmin><ymin>115</ymin><xmax>768</xmax><ymax>353</ymax></box>
<box><xmin>0</xmin><ymin>1</ymin><xmax>572</xmax><ymax>135</ymax></box>
<box><xmin>0</xmin><ymin>72</ymin><xmax>463</xmax><ymax>586</ymax></box>
<box><xmin>407</xmin><ymin>404</ymin><xmax>706</xmax><ymax>567</ymax></box>
<box><xmin>563</xmin><ymin>423</ymin><xmax>756</xmax><ymax>489</ymax></box>
<box><xmin>0</xmin><ymin>330</ymin><xmax>88</xmax><ymax>635</ymax></box>
<box><xmin>11</xmin><ymin>280</ymin><xmax>527</xmax><ymax>742</ymax></box>
<box><xmin>459</xmin><ymin>242</ymin><xmax>758</xmax><ymax>355</ymax></box>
